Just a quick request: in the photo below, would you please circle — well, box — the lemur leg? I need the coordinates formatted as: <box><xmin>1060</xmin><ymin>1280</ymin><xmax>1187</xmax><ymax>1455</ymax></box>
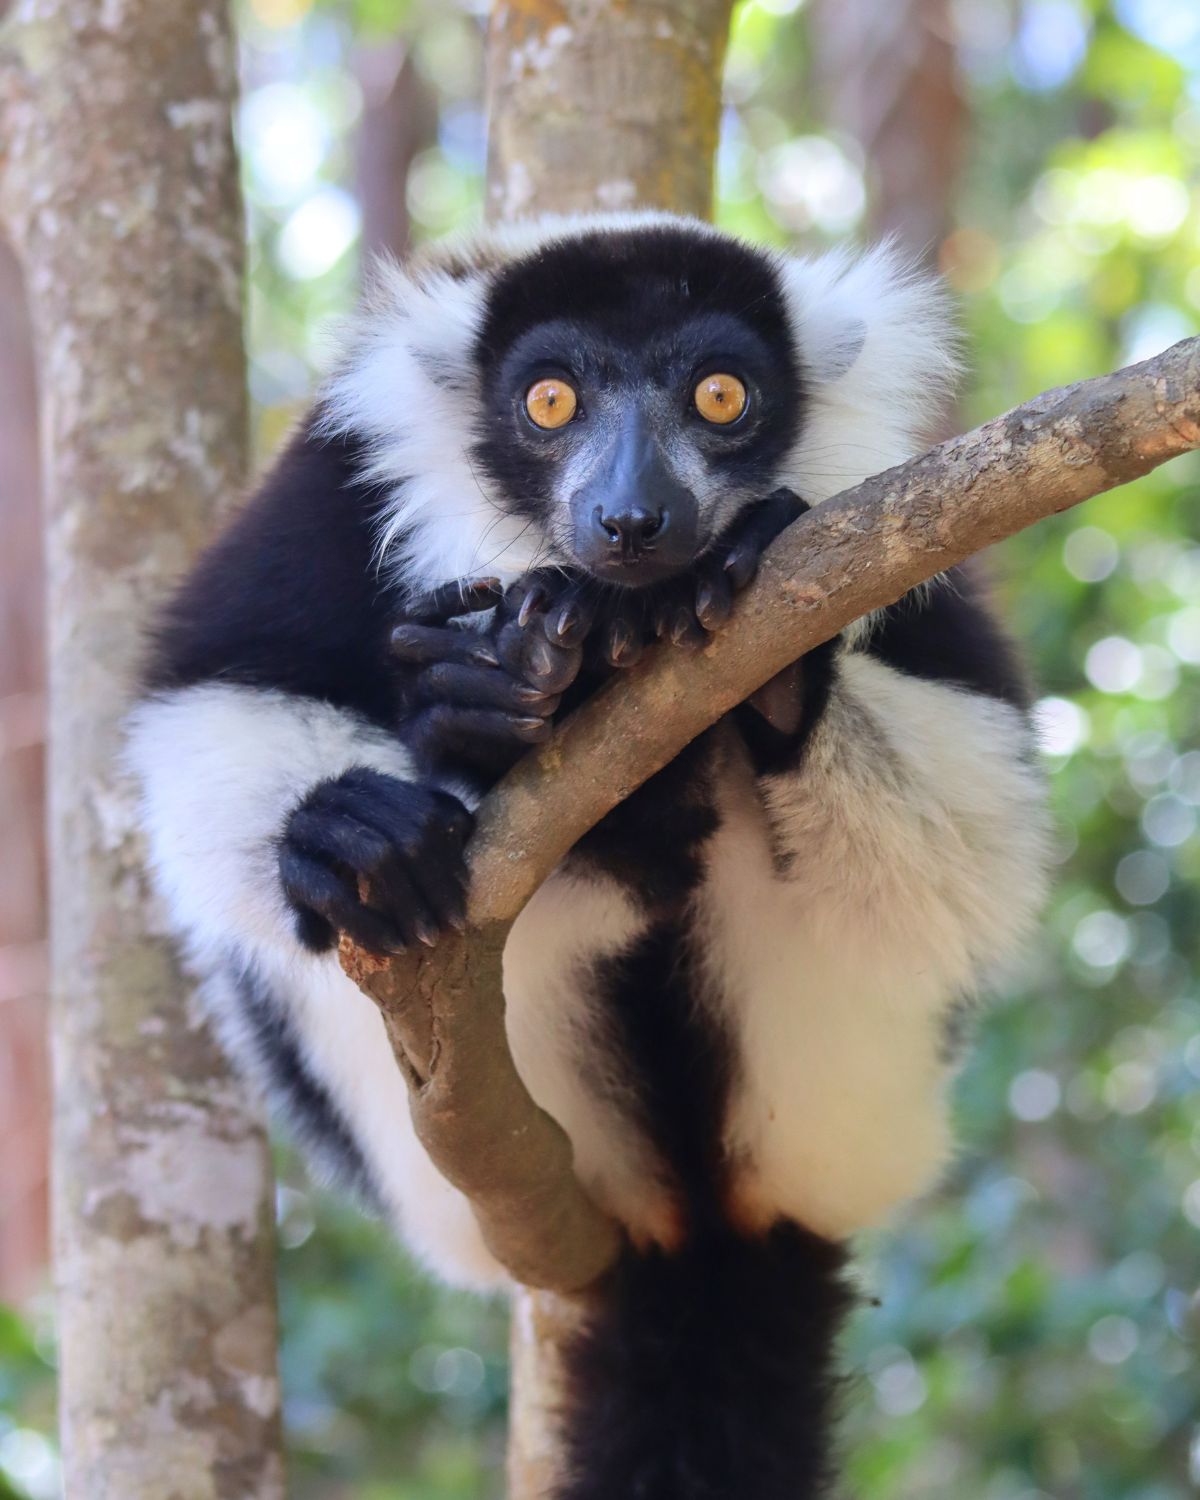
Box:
<box><xmin>704</xmin><ymin>645</ymin><xmax>1050</xmax><ymax>1241</ymax></box>
<box><xmin>126</xmin><ymin>683</ymin><xmax>506</xmax><ymax>1287</ymax></box>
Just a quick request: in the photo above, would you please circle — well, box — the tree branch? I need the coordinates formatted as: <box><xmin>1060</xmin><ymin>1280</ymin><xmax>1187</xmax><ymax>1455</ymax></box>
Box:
<box><xmin>343</xmin><ymin>334</ymin><xmax>1200</xmax><ymax>1294</ymax></box>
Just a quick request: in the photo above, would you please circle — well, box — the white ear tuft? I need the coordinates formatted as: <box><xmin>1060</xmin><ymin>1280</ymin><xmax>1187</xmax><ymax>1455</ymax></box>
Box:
<box><xmin>778</xmin><ymin>241</ymin><xmax>961</xmax><ymax>503</ymax></box>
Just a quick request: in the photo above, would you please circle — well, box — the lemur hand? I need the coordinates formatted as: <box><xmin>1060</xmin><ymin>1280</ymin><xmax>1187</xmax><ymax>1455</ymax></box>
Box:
<box><xmin>652</xmin><ymin>487</ymin><xmax>810</xmax><ymax>649</ymax></box>
<box><xmin>280</xmin><ymin>769</ymin><xmax>474</xmax><ymax>954</ymax></box>
<box><xmin>390</xmin><ymin>575</ymin><xmax>583</xmax><ymax>781</ymax></box>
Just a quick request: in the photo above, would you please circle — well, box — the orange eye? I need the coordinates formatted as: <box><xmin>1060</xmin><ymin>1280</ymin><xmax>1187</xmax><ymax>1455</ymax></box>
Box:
<box><xmin>526</xmin><ymin>377</ymin><xmax>578</xmax><ymax>430</ymax></box>
<box><xmin>694</xmin><ymin>372</ymin><xmax>747</xmax><ymax>425</ymax></box>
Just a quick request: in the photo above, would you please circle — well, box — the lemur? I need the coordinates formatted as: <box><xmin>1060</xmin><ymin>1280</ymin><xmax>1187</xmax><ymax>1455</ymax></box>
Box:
<box><xmin>127</xmin><ymin>214</ymin><xmax>1051</xmax><ymax>1499</ymax></box>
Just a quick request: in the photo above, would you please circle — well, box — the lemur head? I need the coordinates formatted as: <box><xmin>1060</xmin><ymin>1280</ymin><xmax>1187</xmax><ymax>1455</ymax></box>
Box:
<box><xmin>324</xmin><ymin>214</ymin><xmax>958</xmax><ymax>597</ymax></box>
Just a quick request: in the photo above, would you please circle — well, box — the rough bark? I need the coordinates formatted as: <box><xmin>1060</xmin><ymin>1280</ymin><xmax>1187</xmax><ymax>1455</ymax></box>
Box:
<box><xmin>810</xmin><ymin>0</ymin><xmax>966</xmax><ymax>257</ymax></box>
<box><xmin>0</xmin><ymin>4</ymin><xmax>283</xmax><ymax>1498</ymax></box>
<box><xmin>484</xmin><ymin>0</ymin><xmax>736</xmax><ymax>223</ymax></box>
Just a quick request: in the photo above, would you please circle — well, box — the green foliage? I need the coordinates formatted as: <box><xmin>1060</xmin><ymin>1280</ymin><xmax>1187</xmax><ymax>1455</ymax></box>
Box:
<box><xmin>2</xmin><ymin>1</ymin><xmax>1196</xmax><ymax>1495</ymax></box>
<box><xmin>274</xmin><ymin>1161</ymin><xmax>510</xmax><ymax>1499</ymax></box>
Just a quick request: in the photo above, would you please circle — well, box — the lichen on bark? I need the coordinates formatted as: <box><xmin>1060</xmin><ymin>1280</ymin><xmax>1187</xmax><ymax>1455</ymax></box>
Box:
<box><xmin>0</xmin><ymin>2</ymin><xmax>283</xmax><ymax>1495</ymax></box>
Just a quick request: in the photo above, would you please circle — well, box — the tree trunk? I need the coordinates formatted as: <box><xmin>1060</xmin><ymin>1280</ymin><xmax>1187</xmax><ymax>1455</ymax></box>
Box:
<box><xmin>0</xmin><ymin>4</ymin><xmax>284</xmax><ymax>1497</ymax></box>
<box><xmin>355</xmin><ymin>40</ymin><xmax>436</xmax><ymax>262</ymax></box>
<box><xmin>481</xmin><ymin>1</ymin><xmax>734</xmax><ymax>1489</ymax></box>
<box><xmin>810</xmin><ymin>0</ymin><xmax>965</xmax><ymax>258</ymax></box>
<box><xmin>0</xmin><ymin>235</ymin><xmax>49</xmax><ymax>1301</ymax></box>
<box><xmin>485</xmin><ymin>0</ymin><xmax>735</xmax><ymax>223</ymax></box>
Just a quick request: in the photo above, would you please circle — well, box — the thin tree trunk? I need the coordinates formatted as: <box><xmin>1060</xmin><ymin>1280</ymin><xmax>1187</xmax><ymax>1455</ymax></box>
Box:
<box><xmin>0</xmin><ymin>4</ymin><xmax>284</xmax><ymax>1497</ymax></box>
<box><xmin>810</xmin><ymin>0</ymin><xmax>965</xmax><ymax>257</ymax></box>
<box><xmin>481</xmin><ymin>2</ymin><xmax>734</xmax><ymax>1489</ymax></box>
<box><xmin>0</xmin><ymin>235</ymin><xmax>49</xmax><ymax>1301</ymax></box>
<box><xmin>355</xmin><ymin>41</ymin><xmax>436</xmax><ymax>262</ymax></box>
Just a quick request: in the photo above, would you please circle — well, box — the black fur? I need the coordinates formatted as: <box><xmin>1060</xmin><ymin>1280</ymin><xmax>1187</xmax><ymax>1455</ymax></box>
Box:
<box><xmin>562</xmin><ymin>756</ymin><xmax>856</xmax><ymax>1500</ymax></box>
<box><xmin>561</xmin><ymin>1227</ymin><xmax>853</xmax><ymax>1500</ymax></box>
<box><xmin>235</xmin><ymin>967</ymin><xmax>382</xmax><ymax>1209</ymax></box>
<box><xmin>147</xmin><ymin>416</ymin><xmax>404</xmax><ymax>728</ymax></box>
<box><xmin>867</xmin><ymin>565</ymin><xmax>1031</xmax><ymax>710</ymax></box>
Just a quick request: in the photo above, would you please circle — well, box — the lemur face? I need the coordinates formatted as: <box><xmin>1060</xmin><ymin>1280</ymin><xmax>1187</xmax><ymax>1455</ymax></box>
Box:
<box><xmin>324</xmin><ymin>215</ymin><xmax>956</xmax><ymax>599</ymax></box>
<box><xmin>471</xmin><ymin>227</ymin><xmax>804</xmax><ymax>586</ymax></box>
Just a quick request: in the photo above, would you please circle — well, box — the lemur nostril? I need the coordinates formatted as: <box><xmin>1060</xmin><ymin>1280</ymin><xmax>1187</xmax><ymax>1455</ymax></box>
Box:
<box><xmin>592</xmin><ymin>504</ymin><xmax>673</xmax><ymax>561</ymax></box>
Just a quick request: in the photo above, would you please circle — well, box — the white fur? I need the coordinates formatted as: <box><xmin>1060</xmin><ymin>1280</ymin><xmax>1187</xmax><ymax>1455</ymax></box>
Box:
<box><xmin>126</xmin><ymin>683</ymin><xmax>505</xmax><ymax>1287</ymax></box>
<box><xmin>320</xmin><ymin>261</ymin><xmax>546</xmax><ymax>597</ymax></box>
<box><xmin>252</xmin><ymin>946</ymin><xmax>504</xmax><ymax>1288</ymax></box>
<box><xmin>502</xmin><ymin>868</ymin><xmax>683</xmax><ymax>1249</ymax></box>
<box><xmin>126</xmin><ymin>684</ymin><xmax>418</xmax><ymax>964</ymax></box>
<box><xmin>130</xmin><ymin>659</ymin><xmax>1049</xmax><ymax>1277</ymax></box>
<box><xmin>706</xmin><ymin>655</ymin><xmax>1050</xmax><ymax>1240</ymax></box>
<box><xmin>779</xmin><ymin>241</ymin><xmax>960</xmax><ymax>501</ymax></box>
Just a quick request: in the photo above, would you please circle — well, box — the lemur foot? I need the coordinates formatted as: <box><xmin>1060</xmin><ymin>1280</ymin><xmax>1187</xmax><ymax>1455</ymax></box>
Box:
<box><xmin>280</xmin><ymin>769</ymin><xmax>474</xmax><ymax>955</ymax></box>
<box><xmin>390</xmin><ymin>575</ymin><xmax>583</xmax><ymax>783</ymax></box>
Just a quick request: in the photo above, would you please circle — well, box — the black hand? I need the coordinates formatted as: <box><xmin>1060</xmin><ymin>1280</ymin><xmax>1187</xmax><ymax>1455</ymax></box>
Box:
<box><xmin>655</xmin><ymin>487</ymin><xmax>810</xmax><ymax>649</ymax></box>
<box><xmin>279</xmin><ymin>768</ymin><xmax>473</xmax><ymax>955</ymax></box>
<box><xmin>391</xmin><ymin>572</ymin><xmax>584</xmax><ymax>782</ymax></box>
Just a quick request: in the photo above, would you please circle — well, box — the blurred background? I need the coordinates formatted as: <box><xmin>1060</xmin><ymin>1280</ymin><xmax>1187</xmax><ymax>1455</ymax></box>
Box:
<box><xmin>0</xmin><ymin>0</ymin><xmax>1197</xmax><ymax>1494</ymax></box>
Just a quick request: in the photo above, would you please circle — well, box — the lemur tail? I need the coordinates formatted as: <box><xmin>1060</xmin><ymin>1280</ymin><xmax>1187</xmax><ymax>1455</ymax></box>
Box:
<box><xmin>556</xmin><ymin>1223</ymin><xmax>853</xmax><ymax>1500</ymax></box>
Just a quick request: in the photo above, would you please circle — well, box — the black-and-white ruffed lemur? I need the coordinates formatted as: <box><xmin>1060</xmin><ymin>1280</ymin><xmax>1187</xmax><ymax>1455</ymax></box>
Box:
<box><xmin>127</xmin><ymin>214</ymin><xmax>1051</xmax><ymax>1498</ymax></box>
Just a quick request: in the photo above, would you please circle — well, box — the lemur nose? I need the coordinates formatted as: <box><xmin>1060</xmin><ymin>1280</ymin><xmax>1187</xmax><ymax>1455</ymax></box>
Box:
<box><xmin>594</xmin><ymin>505</ymin><xmax>668</xmax><ymax>560</ymax></box>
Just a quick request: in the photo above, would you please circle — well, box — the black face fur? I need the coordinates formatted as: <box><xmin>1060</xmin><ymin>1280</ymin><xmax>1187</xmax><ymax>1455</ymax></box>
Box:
<box><xmin>470</xmin><ymin>225</ymin><xmax>805</xmax><ymax>587</ymax></box>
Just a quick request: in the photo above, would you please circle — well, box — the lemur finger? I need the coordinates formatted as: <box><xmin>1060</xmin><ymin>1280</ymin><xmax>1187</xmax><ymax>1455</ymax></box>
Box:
<box><xmin>541</xmin><ymin>583</ymin><xmax>598</xmax><ymax>648</ymax></box>
<box><xmin>506</xmin><ymin>577</ymin><xmax>550</xmax><ymax>629</ymax></box>
<box><xmin>493</xmin><ymin>619</ymin><xmax>583</xmax><ymax>696</ymax></box>
<box><xmin>413</xmin><ymin>703</ymin><xmax>553</xmax><ymax>757</ymax></box>
<box><xmin>368</xmin><ymin>860</ymin><xmax>445</xmax><ymax>948</ymax></box>
<box><xmin>278</xmin><ymin>847</ymin><xmax>407</xmax><ymax>956</ymax></box>
<box><xmin>694</xmin><ymin>567</ymin><xmax>734</xmax><ymax>632</ymax></box>
<box><xmin>722</xmin><ymin>539</ymin><xmax>764</xmax><ymax>594</ymax></box>
<box><xmin>419</xmin><ymin>662</ymin><xmax>561</xmax><ymax>716</ymax></box>
<box><xmin>406</xmin><ymin>577</ymin><xmax>502</xmax><ymax>625</ymax></box>
<box><xmin>390</xmin><ymin>622</ymin><xmax>493</xmax><ymax>668</ymax></box>
<box><xmin>294</xmin><ymin>906</ymin><xmax>337</xmax><ymax>954</ymax></box>
<box><xmin>722</xmin><ymin>489</ymin><xmax>809</xmax><ymax>593</ymax></box>
<box><xmin>657</xmin><ymin>599</ymin><xmax>707</xmax><ymax>650</ymax></box>
<box><xmin>524</xmin><ymin>631</ymin><xmax>585</xmax><ymax>692</ymax></box>
<box><xmin>603</xmin><ymin>613</ymin><xmax>645</xmax><ymax>669</ymax></box>
<box><xmin>405</xmin><ymin>849</ymin><xmax>470</xmax><ymax>936</ymax></box>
